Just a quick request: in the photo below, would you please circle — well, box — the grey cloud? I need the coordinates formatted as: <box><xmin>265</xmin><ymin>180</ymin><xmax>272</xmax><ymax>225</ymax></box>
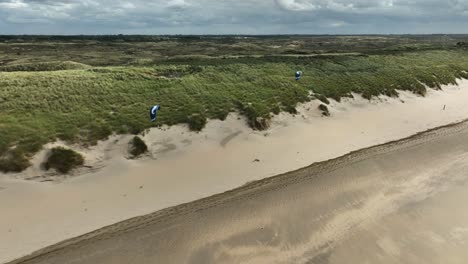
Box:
<box><xmin>275</xmin><ymin>0</ymin><xmax>394</xmax><ymax>11</ymax></box>
<box><xmin>0</xmin><ymin>0</ymin><xmax>467</xmax><ymax>34</ymax></box>
<box><xmin>275</xmin><ymin>0</ymin><xmax>468</xmax><ymax>15</ymax></box>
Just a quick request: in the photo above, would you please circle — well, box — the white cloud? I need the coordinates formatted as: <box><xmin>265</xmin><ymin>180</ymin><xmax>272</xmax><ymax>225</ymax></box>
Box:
<box><xmin>275</xmin><ymin>0</ymin><xmax>319</xmax><ymax>11</ymax></box>
<box><xmin>329</xmin><ymin>21</ymin><xmax>347</xmax><ymax>27</ymax></box>
<box><xmin>0</xmin><ymin>0</ymin><xmax>28</xmax><ymax>9</ymax></box>
<box><xmin>275</xmin><ymin>0</ymin><xmax>397</xmax><ymax>11</ymax></box>
<box><xmin>167</xmin><ymin>0</ymin><xmax>190</xmax><ymax>9</ymax></box>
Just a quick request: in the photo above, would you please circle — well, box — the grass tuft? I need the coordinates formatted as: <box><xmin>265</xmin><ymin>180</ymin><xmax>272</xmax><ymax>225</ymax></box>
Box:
<box><xmin>44</xmin><ymin>147</ymin><xmax>84</xmax><ymax>174</ymax></box>
<box><xmin>129</xmin><ymin>136</ymin><xmax>148</xmax><ymax>158</ymax></box>
<box><xmin>0</xmin><ymin>149</ymin><xmax>31</xmax><ymax>173</ymax></box>
<box><xmin>314</xmin><ymin>94</ymin><xmax>330</xmax><ymax>104</ymax></box>
<box><xmin>319</xmin><ymin>104</ymin><xmax>330</xmax><ymax>116</ymax></box>
<box><xmin>187</xmin><ymin>113</ymin><xmax>207</xmax><ymax>131</ymax></box>
<box><xmin>0</xmin><ymin>61</ymin><xmax>90</xmax><ymax>72</ymax></box>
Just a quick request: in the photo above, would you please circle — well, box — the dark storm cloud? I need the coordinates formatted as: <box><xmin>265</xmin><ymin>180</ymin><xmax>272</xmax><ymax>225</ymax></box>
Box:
<box><xmin>0</xmin><ymin>0</ymin><xmax>466</xmax><ymax>34</ymax></box>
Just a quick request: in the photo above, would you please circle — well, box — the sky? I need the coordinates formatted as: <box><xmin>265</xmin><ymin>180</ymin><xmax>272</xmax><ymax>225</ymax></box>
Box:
<box><xmin>0</xmin><ymin>0</ymin><xmax>467</xmax><ymax>34</ymax></box>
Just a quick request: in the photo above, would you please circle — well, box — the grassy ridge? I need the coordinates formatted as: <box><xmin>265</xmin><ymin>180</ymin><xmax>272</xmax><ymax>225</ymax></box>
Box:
<box><xmin>0</xmin><ymin>61</ymin><xmax>90</xmax><ymax>72</ymax></box>
<box><xmin>1</xmin><ymin>50</ymin><xmax>468</xmax><ymax>172</ymax></box>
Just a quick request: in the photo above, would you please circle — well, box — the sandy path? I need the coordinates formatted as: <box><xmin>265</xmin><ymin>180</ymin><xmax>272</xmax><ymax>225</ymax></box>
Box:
<box><xmin>7</xmin><ymin>118</ymin><xmax>468</xmax><ymax>264</ymax></box>
<box><xmin>1</xmin><ymin>80</ymin><xmax>468</xmax><ymax>263</ymax></box>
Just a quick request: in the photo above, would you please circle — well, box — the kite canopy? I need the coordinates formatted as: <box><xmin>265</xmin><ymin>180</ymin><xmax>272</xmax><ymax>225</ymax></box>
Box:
<box><xmin>150</xmin><ymin>105</ymin><xmax>160</xmax><ymax>122</ymax></box>
<box><xmin>295</xmin><ymin>71</ymin><xmax>302</xmax><ymax>80</ymax></box>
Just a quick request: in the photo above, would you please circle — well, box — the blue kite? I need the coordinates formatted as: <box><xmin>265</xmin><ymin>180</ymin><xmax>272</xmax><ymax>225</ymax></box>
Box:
<box><xmin>150</xmin><ymin>105</ymin><xmax>160</xmax><ymax>122</ymax></box>
<box><xmin>295</xmin><ymin>71</ymin><xmax>303</xmax><ymax>81</ymax></box>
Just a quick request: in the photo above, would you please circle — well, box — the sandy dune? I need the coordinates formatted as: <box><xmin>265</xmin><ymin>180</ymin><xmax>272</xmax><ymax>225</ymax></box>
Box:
<box><xmin>7</xmin><ymin>119</ymin><xmax>468</xmax><ymax>264</ymax></box>
<box><xmin>1</xmin><ymin>80</ymin><xmax>468</xmax><ymax>263</ymax></box>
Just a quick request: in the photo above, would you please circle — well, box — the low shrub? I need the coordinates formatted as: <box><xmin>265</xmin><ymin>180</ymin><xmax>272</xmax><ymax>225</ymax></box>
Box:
<box><xmin>315</xmin><ymin>94</ymin><xmax>330</xmax><ymax>104</ymax></box>
<box><xmin>129</xmin><ymin>136</ymin><xmax>148</xmax><ymax>157</ymax></box>
<box><xmin>241</xmin><ymin>103</ymin><xmax>271</xmax><ymax>130</ymax></box>
<box><xmin>271</xmin><ymin>104</ymin><xmax>281</xmax><ymax>115</ymax></box>
<box><xmin>319</xmin><ymin>104</ymin><xmax>330</xmax><ymax>117</ymax></box>
<box><xmin>44</xmin><ymin>147</ymin><xmax>84</xmax><ymax>174</ymax></box>
<box><xmin>0</xmin><ymin>149</ymin><xmax>31</xmax><ymax>173</ymax></box>
<box><xmin>187</xmin><ymin>113</ymin><xmax>207</xmax><ymax>131</ymax></box>
<box><xmin>284</xmin><ymin>105</ymin><xmax>298</xmax><ymax>114</ymax></box>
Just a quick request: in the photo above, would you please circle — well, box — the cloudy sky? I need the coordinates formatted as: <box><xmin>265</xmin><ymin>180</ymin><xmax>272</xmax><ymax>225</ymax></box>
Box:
<box><xmin>0</xmin><ymin>0</ymin><xmax>467</xmax><ymax>34</ymax></box>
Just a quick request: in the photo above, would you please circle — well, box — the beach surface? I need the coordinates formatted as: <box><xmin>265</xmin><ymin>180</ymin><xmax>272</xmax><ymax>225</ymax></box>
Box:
<box><xmin>7</xmin><ymin>113</ymin><xmax>468</xmax><ymax>264</ymax></box>
<box><xmin>1</xmin><ymin>80</ymin><xmax>468</xmax><ymax>263</ymax></box>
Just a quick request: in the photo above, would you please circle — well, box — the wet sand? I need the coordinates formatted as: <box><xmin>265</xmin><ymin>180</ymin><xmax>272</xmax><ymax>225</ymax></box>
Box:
<box><xmin>7</xmin><ymin>120</ymin><xmax>468</xmax><ymax>264</ymax></box>
<box><xmin>2</xmin><ymin>80</ymin><xmax>468</xmax><ymax>263</ymax></box>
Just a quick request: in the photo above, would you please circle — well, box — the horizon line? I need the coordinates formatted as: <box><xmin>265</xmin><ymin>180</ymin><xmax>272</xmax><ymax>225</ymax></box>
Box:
<box><xmin>1</xmin><ymin>33</ymin><xmax>467</xmax><ymax>37</ymax></box>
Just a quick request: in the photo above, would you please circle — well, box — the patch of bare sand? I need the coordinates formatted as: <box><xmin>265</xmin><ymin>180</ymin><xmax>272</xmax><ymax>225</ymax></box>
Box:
<box><xmin>7</xmin><ymin>115</ymin><xmax>468</xmax><ymax>264</ymax></box>
<box><xmin>1</xmin><ymin>80</ymin><xmax>468</xmax><ymax>263</ymax></box>
<box><xmin>12</xmin><ymin>135</ymin><xmax>134</xmax><ymax>182</ymax></box>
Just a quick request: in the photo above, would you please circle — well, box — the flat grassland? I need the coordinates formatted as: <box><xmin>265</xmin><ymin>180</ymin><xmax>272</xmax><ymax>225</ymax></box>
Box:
<box><xmin>1</xmin><ymin>35</ymin><xmax>468</xmax><ymax>172</ymax></box>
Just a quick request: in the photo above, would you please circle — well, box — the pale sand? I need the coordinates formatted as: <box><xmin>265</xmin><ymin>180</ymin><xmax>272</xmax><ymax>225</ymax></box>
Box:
<box><xmin>7</xmin><ymin>117</ymin><xmax>468</xmax><ymax>264</ymax></box>
<box><xmin>1</xmin><ymin>80</ymin><xmax>468</xmax><ymax>262</ymax></box>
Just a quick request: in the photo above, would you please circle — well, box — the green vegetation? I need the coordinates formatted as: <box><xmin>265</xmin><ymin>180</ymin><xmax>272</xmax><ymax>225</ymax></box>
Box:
<box><xmin>0</xmin><ymin>149</ymin><xmax>30</xmax><ymax>173</ymax></box>
<box><xmin>456</xmin><ymin>42</ymin><xmax>468</xmax><ymax>48</ymax></box>
<box><xmin>1</xmin><ymin>35</ymin><xmax>467</xmax><ymax>66</ymax></box>
<box><xmin>314</xmin><ymin>94</ymin><xmax>330</xmax><ymax>104</ymax></box>
<box><xmin>0</xmin><ymin>61</ymin><xmax>89</xmax><ymax>72</ymax></box>
<box><xmin>44</xmin><ymin>147</ymin><xmax>84</xmax><ymax>174</ymax></box>
<box><xmin>0</xmin><ymin>35</ymin><xmax>468</xmax><ymax>172</ymax></box>
<box><xmin>319</xmin><ymin>104</ymin><xmax>330</xmax><ymax>117</ymax></box>
<box><xmin>187</xmin><ymin>113</ymin><xmax>207</xmax><ymax>131</ymax></box>
<box><xmin>128</xmin><ymin>136</ymin><xmax>148</xmax><ymax>158</ymax></box>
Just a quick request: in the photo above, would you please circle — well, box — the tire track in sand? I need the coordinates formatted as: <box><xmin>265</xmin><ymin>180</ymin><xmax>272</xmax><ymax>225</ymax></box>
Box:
<box><xmin>6</xmin><ymin>119</ymin><xmax>468</xmax><ymax>264</ymax></box>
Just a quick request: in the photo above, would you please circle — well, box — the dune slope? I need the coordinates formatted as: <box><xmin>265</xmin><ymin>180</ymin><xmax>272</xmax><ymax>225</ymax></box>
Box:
<box><xmin>6</xmin><ymin>116</ymin><xmax>468</xmax><ymax>264</ymax></box>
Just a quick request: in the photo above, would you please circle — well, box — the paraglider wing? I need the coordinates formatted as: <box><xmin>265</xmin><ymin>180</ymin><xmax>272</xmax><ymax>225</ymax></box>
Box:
<box><xmin>295</xmin><ymin>71</ymin><xmax>302</xmax><ymax>81</ymax></box>
<box><xmin>150</xmin><ymin>105</ymin><xmax>160</xmax><ymax>122</ymax></box>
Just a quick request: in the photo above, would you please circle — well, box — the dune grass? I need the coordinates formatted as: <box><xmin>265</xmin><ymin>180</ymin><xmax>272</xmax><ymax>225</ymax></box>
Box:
<box><xmin>0</xmin><ymin>50</ymin><xmax>468</xmax><ymax>172</ymax></box>
<box><xmin>128</xmin><ymin>136</ymin><xmax>148</xmax><ymax>158</ymax></box>
<box><xmin>43</xmin><ymin>147</ymin><xmax>84</xmax><ymax>174</ymax></box>
<box><xmin>318</xmin><ymin>104</ymin><xmax>330</xmax><ymax>117</ymax></box>
<box><xmin>0</xmin><ymin>61</ymin><xmax>90</xmax><ymax>72</ymax></box>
